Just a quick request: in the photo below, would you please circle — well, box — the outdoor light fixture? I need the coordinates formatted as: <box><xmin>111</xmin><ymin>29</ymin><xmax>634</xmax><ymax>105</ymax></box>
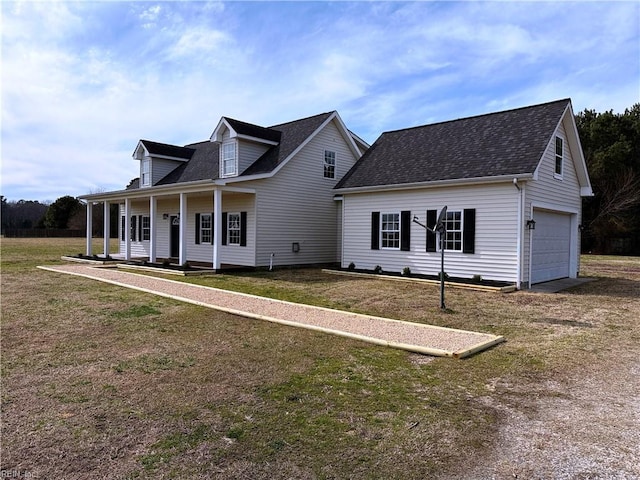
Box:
<box><xmin>163</xmin><ymin>214</ymin><xmax>169</xmax><ymax>220</ymax></box>
<box><xmin>526</xmin><ymin>219</ymin><xmax>536</xmax><ymax>230</ymax></box>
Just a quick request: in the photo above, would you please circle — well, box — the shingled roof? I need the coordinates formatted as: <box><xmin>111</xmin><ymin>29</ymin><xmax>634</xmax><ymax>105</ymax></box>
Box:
<box><xmin>223</xmin><ymin>117</ymin><xmax>282</xmax><ymax>143</ymax></box>
<box><xmin>137</xmin><ymin>140</ymin><xmax>195</xmax><ymax>160</ymax></box>
<box><xmin>152</xmin><ymin>112</ymin><xmax>334</xmax><ymax>186</ymax></box>
<box><xmin>335</xmin><ymin>99</ymin><xmax>570</xmax><ymax>190</ymax></box>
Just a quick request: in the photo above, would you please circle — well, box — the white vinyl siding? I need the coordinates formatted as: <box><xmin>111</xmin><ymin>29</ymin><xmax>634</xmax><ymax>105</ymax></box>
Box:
<box><xmin>119</xmin><ymin>201</ymin><xmax>152</xmax><ymax>258</ymax></box>
<box><xmin>524</xmin><ymin>117</ymin><xmax>582</xmax><ymax>283</ymax></box>
<box><xmin>239</xmin><ymin>119</ymin><xmax>360</xmax><ymax>267</ymax></box>
<box><xmin>152</xmin><ymin>159</ymin><xmax>182</xmax><ymax>185</ymax></box>
<box><xmin>342</xmin><ymin>183</ymin><xmax>520</xmax><ymax>282</ymax></box>
<box><xmin>238</xmin><ymin>140</ymin><xmax>270</xmax><ymax>175</ymax></box>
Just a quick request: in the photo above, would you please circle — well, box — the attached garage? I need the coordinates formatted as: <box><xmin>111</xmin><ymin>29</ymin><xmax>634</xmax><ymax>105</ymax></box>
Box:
<box><xmin>530</xmin><ymin>209</ymin><xmax>572</xmax><ymax>284</ymax></box>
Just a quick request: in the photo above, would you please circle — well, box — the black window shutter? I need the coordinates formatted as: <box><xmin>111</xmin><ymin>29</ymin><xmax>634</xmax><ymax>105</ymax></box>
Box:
<box><xmin>240</xmin><ymin>212</ymin><xmax>247</xmax><ymax>247</ymax></box>
<box><xmin>121</xmin><ymin>216</ymin><xmax>125</xmax><ymax>241</ymax></box>
<box><xmin>463</xmin><ymin>209</ymin><xmax>476</xmax><ymax>254</ymax></box>
<box><xmin>131</xmin><ymin>215</ymin><xmax>136</xmax><ymax>241</ymax></box>
<box><xmin>195</xmin><ymin>213</ymin><xmax>200</xmax><ymax>244</ymax></box>
<box><xmin>222</xmin><ymin>212</ymin><xmax>228</xmax><ymax>246</ymax></box>
<box><xmin>211</xmin><ymin>212</ymin><xmax>214</xmax><ymax>240</ymax></box>
<box><xmin>426</xmin><ymin>210</ymin><xmax>437</xmax><ymax>252</ymax></box>
<box><xmin>138</xmin><ymin>215</ymin><xmax>143</xmax><ymax>242</ymax></box>
<box><xmin>371</xmin><ymin>212</ymin><xmax>380</xmax><ymax>250</ymax></box>
<box><xmin>401</xmin><ymin>211</ymin><xmax>411</xmax><ymax>251</ymax></box>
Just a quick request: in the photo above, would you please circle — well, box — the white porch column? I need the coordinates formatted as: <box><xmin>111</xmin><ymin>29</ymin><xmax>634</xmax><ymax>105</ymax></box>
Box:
<box><xmin>124</xmin><ymin>198</ymin><xmax>131</xmax><ymax>261</ymax></box>
<box><xmin>85</xmin><ymin>202</ymin><xmax>93</xmax><ymax>256</ymax></box>
<box><xmin>103</xmin><ymin>201</ymin><xmax>110</xmax><ymax>257</ymax></box>
<box><xmin>179</xmin><ymin>193</ymin><xmax>188</xmax><ymax>265</ymax></box>
<box><xmin>149</xmin><ymin>196</ymin><xmax>157</xmax><ymax>263</ymax></box>
<box><xmin>212</xmin><ymin>188</ymin><xmax>222</xmax><ymax>271</ymax></box>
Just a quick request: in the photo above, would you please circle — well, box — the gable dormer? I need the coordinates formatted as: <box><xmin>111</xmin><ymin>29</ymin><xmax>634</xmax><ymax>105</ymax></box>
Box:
<box><xmin>210</xmin><ymin>117</ymin><xmax>281</xmax><ymax>178</ymax></box>
<box><xmin>133</xmin><ymin>140</ymin><xmax>194</xmax><ymax>187</ymax></box>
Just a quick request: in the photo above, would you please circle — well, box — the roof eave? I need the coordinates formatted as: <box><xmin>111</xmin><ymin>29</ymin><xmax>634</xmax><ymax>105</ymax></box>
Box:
<box><xmin>79</xmin><ymin>179</ymin><xmax>218</xmax><ymax>201</ymax></box>
<box><xmin>335</xmin><ymin>173</ymin><xmax>534</xmax><ymax>194</ymax></box>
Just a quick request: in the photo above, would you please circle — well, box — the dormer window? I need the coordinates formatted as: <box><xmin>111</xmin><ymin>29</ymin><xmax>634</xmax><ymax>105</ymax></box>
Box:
<box><xmin>141</xmin><ymin>157</ymin><xmax>151</xmax><ymax>186</ymax></box>
<box><xmin>221</xmin><ymin>141</ymin><xmax>237</xmax><ymax>177</ymax></box>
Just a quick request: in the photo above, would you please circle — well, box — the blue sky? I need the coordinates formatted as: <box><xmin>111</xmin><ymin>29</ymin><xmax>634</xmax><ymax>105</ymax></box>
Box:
<box><xmin>1</xmin><ymin>1</ymin><xmax>638</xmax><ymax>202</ymax></box>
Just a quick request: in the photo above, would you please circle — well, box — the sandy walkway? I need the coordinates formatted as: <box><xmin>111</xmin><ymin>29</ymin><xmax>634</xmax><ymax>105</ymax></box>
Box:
<box><xmin>38</xmin><ymin>264</ymin><xmax>503</xmax><ymax>358</ymax></box>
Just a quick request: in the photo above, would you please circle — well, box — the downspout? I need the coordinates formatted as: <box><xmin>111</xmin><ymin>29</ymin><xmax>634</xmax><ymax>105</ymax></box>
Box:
<box><xmin>513</xmin><ymin>178</ymin><xmax>523</xmax><ymax>290</ymax></box>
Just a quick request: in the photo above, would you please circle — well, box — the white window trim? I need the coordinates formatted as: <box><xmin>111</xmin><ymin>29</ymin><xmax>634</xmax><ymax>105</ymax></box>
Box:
<box><xmin>200</xmin><ymin>213</ymin><xmax>212</xmax><ymax>244</ymax></box>
<box><xmin>554</xmin><ymin>135</ymin><xmax>564</xmax><ymax>180</ymax></box>
<box><xmin>141</xmin><ymin>157</ymin><xmax>151</xmax><ymax>186</ymax></box>
<box><xmin>142</xmin><ymin>215</ymin><xmax>150</xmax><ymax>241</ymax></box>
<box><xmin>221</xmin><ymin>141</ymin><xmax>237</xmax><ymax>177</ymax></box>
<box><xmin>380</xmin><ymin>212</ymin><xmax>400</xmax><ymax>250</ymax></box>
<box><xmin>323</xmin><ymin>150</ymin><xmax>336</xmax><ymax>179</ymax></box>
<box><xmin>436</xmin><ymin>210</ymin><xmax>463</xmax><ymax>252</ymax></box>
<box><xmin>227</xmin><ymin>212</ymin><xmax>241</xmax><ymax>246</ymax></box>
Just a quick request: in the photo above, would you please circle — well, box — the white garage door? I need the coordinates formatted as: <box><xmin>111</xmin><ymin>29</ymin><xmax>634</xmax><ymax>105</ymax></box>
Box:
<box><xmin>531</xmin><ymin>210</ymin><xmax>571</xmax><ymax>284</ymax></box>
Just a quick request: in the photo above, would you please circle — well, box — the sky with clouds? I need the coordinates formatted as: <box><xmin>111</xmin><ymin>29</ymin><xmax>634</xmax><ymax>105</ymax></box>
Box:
<box><xmin>1</xmin><ymin>1</ymin><xmax>638</xmax><ymax>202</ymax></box>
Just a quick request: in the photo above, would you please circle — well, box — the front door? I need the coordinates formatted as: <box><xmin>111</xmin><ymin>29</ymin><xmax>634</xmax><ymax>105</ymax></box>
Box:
<box><xmin>170</xmin><ymin>215</ymin><xmax>180</xmax><ymax>258</ymax></box>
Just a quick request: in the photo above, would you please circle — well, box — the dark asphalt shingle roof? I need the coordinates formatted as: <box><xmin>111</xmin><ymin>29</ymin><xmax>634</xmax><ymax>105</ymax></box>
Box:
<box><xmin>223</xmin><ymin>117</ymin><xmax>282</xmax><ymax>143</ymax></box>
<box><xmin>138</xmin><ymin>140</ymin><xmax>195</xmax><ymax>160</ymax></box>
<box><xmin>335</xmin><ymin>99</ymin><xmax>570</xmax><ymax>190</ymax></box>
<box><xmin>156</xmin><ymin>141</ymin><xmax>219</xmax><ymax>185</ymax></box>
<box><xmin>241</xmin><ymin>112</ymin><xmax>333</xmax><ymax>175</ymax></box>
<box><xmin>151</xmin><ymin>112</ymin><xmax>334</xmax><ymax>186</ymax></box>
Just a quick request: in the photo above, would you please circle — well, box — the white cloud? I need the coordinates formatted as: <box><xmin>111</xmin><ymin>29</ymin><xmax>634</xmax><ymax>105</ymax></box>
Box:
<box><xmin>1</xmin><ymin>1</ymin><xmax>638</xmax><ymax>201</ymax></box>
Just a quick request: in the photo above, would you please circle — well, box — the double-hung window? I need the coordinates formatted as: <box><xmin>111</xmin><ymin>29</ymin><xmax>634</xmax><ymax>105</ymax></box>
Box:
<box><xmin>142</xmin><ymin>215</ymin><xmax>150</xmax><ymax>241</ymax></box>
<box><xmin>222</xmin><ymin>142</ymin><xmax>237</xmax><ymax>177</ymax></box>
<box><xmin>227</xmin><ymin>213</ymin><xmax>241</xmax><ymax>245</ymax></box>
<box><xmin>200</xmin><ymin>214</ymin><xmax>212</xmax><ymax>244</ymax></box>
<box><xmin>442</xmin><ymin>210</ymin><xmax>462</xmax><ymax>251</ymax></box>
<box><xmin>141</xmin><ymin>158</ymin><xmax>151</xmax><ymax>186</ymax></box>
<box><xmin>324</xmin><ymin>150</ymin><xmax>336</xmax><ymax>179</ymax></box>
<box><xmin>555</xmin><ymin>136</ymin><xmax>563</xmax><ymax>177</ymax></box>
<box><xmin>381</xmin><ymin>213</ymin><xmax>400</xmax><ymax>249</ymax></box>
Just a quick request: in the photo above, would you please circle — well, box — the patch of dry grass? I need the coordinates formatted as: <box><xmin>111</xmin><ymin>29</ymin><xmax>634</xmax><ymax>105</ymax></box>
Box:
<box><xmin>2</xmin><ymin>239</ymin><xmax>639</xmax><ymax>479</ymax></box>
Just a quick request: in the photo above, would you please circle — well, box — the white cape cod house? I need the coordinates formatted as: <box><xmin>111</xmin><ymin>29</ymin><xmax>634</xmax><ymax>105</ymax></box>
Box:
<box><xmin>334</xmin><ymin>99</ymin><xmax>593</xmax><ymax>289</ymax></box>
<box><xmin>81</xmin><ymin>99</ymin><xmax>592</xmax><ymax>289</ymax></box>
<box><xmin>80</xmin><ymin>112</ymin><xmax>368</xmax><ymax>270</ymax></box>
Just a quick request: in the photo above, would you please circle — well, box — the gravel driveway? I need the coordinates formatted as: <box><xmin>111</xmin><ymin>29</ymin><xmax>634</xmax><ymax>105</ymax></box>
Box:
<box><xmin>38</xmin><ymin>264</ymin><xmax>503</xmax><ymax>358</ymax></box>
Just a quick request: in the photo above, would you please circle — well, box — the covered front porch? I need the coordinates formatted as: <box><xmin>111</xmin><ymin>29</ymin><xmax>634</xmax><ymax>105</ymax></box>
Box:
<box><xmin>81</xmin><ymin>183</ymin><xmax>256</xmax><ymax>272</ymax></box>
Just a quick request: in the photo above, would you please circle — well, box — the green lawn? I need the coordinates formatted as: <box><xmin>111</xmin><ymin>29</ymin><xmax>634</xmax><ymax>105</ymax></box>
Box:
<box><xmin>2</xmin><ymin>238</ymin><xmax>639</xmax><ymax>479</ymax></box>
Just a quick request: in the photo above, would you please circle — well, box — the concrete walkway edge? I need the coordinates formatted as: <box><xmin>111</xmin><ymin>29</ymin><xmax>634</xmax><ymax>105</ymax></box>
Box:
<box><xmin>38</xmin><ymin>265</ymin><xmax>505</xmax><ymax>358</ymax></box>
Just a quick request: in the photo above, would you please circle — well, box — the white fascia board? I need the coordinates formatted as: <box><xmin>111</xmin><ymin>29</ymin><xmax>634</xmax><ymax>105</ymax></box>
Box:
<box><xmin>332</xmin><ymin>111</ymin><xmax>368</xmax><ymax>158</ymax></box>
<box><xmin>581</xmin><ymin>186</ymin><xmax>594</xmax><ymax>197</ymax></box>
<box><xmin>133</xmin><ymin>141</ymin><xmax>147</xmax><ymax>160</ymax></box>
<box><xmin>210</xmin><ymin>117</ymin><xmax>235</xmax><ymax>143</ymax></box>
<box><xmin>79</xmin><ymin>179</ymin><xmax>219</xmax><ymax>202</ymax></box>
<box><xmin>236</xmin><ymin>134</ymin><xmax>279</xmax><ymax>146</ymax></box>
<box><xmin>150</xmin><ymin>154</ymin><xmax>190</xmax><ymax>162</ymax></box>
<box><xmin>335</xmin><ymin>174</ymin><xmax>534</xmax><ymax>195</ymax></box>
<box><xmin>562</xmin><ymin>102</ymin><xmax>593</xmax><ymax>193</ymax></box>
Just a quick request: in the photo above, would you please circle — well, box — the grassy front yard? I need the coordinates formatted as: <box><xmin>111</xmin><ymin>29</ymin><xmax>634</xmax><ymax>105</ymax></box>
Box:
<box><xmin>1</xmin><ymin>238</ymin><xmax>639</xmax><ymax>479</ymax></box>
